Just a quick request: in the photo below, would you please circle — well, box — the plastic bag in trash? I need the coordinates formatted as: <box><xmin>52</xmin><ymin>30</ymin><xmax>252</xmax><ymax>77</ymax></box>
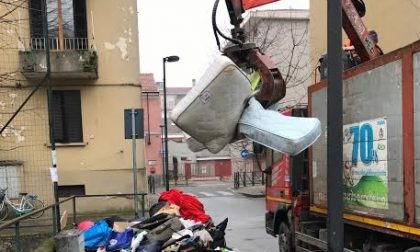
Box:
<box><xmin>209</xmin><ymin>218</ymin><xmax>228</xmax><ymax>249</ymax></box>
<box><xmin>78</xmin><ymin>220</ymin><xmax>94</xmax><ymax>231</ymax></box>
<box><xmin>106</xmin><ymin>228</ymin><xmax>133</xmax><ymax>251</ymax></box>
<box><xmin>83</xmin><ymin>219</ymin><xmax>112</xmax><ymax>250</ymax></box>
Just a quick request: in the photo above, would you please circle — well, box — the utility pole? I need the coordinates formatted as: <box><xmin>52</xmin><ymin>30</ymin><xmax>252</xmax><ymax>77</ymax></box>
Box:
<box><xmin>162</xmin><ymin>55</ymin><xmax>179</xmax><ymax>191</ymax></box>
<box><xmin>327</xmin><ymin>0</ymin><xmax>343</xmax><ymax>250</ymax></box>
<box><xmin>162</xmin><ymin>59</ymin><xmax>169</xmax><ymax>191</ymax></box>
<box><xmin>131</xmin><ymin>109</ymin><xmax>139</xmax><ymax>218</ymax></box>
<box><xmin>43</xmin><ymin>0</ymin><xmax>61</xmax><ymax>232</ymax></box>
<box><xmin>160</xmin><ymin>124</ymin><xmax>165</xmax><ymax>187</ymax></box>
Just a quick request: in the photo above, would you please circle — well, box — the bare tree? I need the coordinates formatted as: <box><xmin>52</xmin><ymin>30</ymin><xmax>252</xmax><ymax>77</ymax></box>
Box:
<box><xmin>0</xmin><ymin>0</ymin><xmax>78</xmax><ymax>140</ymax></box>
<box><xmin>0</xmin><ymin>1</ymin><xmax>31</xmax><ymax>144</ymax></box>
<box><xmin>243</xmin><ymin>9</ymin><xmax>312</xmax><ymax>109</ymax></box>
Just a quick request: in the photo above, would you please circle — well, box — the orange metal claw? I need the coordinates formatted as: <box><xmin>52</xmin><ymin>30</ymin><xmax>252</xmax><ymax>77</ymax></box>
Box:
<box><xmin>248</xmin><ymin>49</ymin><xmax>286</xmax><ymax>108</ymax></box>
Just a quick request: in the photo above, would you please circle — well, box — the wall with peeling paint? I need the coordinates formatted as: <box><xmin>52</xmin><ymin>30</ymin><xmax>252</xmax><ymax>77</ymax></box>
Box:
<box><xmin>87</xmin><ymin>0</ymin><xmax>140</xmax><ymax>84</ymax></box>
<box><xmin>0</xmin><ymin>1</ymin><xmax>54</xmax><ymax>205</ymax></box>
<box><xmin>0</xmin><ymin>0</ymin><xmax>145</xmax><ymax>212</ymax></box>
<box><xmin>0</xmin><ymin>87</ymin><xmax>52</xmax><ymax>204</ymax></box>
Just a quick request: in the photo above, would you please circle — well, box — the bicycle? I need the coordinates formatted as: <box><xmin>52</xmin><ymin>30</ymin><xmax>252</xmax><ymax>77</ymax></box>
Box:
<box><xmin>0</xmin><ymin>188</ymin><xmax>44</xmax><ymax>221</ymax></box>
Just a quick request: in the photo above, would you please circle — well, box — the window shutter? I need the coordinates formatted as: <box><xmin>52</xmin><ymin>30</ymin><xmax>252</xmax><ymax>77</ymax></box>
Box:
<box><xmin>50</xmin><ymin>90</ymin><xmax>83</xmax><ymax>143</ymax></box>
<box><xmin>63</xmin><ymin>91</ymin><xmax>83</xmax><ymax>143</ymax></box>
<box><xmin>73</xmin><ymin>0</ymin><xmax>88</xmax><ymax>38</ymax></box>
<box><xmin>28</xmin><ymin>0</ymin><xmax>44</xmax><ymax>38</ymax></box>
<box><xmin>52</xmin><ymin>91</ymin><xmax>64</xmax><ymax>142</ymax></box>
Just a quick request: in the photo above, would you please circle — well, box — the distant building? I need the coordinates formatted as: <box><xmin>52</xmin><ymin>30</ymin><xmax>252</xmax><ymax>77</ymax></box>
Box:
<box><xmin>141</xmin><ymin>74</ymin><xmax>163</xmax><ymax>184</ymax></box>
<box><xmin>156</xmin><ymin>82</ymin><xmax>192</xmax><ymax>141</ymax></box>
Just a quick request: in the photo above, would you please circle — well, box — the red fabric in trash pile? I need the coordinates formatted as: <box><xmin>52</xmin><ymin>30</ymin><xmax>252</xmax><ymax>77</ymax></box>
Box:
<box><xmin>159</xmin><ymin>189</ymin><xmax>210</xmax><ymax>223</ymax></box>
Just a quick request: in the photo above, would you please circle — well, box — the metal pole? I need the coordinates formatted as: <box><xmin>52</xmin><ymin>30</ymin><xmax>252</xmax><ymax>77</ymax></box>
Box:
<box><xmin>15</xmin><ymin>222</ymin><xmax>21</xmax><ymax>252</ymax></box>
<box><xmin>327</xmin><ymin>0</ymin><xmax>343</xmax><ymax>250</ymax></box>
<box><xmin>131</xmin><ymin>108</ymin><xmax>139</xmax><ymax>218</ymax></box>
<box><xmin>43</xmin><ymin>0</ymin><xmax>61</xmax><ymax>232</ymax></box>
<box><xmin>163</xmin><ymin>59</ymin><xmax>170</xmax><ymax>191</ymax></box>
<box><xmin>160</xmin><ymin>125</ymin><xmax>165</xmax><ymax>187</ymax></box>
<box><xmin>52</xmin><ymin>206</ymin><xmax>57</xmax><ymax>235</ymax></box>
<box><xmin>72</xmin><ymin>196</ymin><xmax>77</xmax><ymax>227</ymax></box>
<box><xmin>141</xmin><ymin>194</ymin><xmax>145</xmax><ymax>217</ymax></box>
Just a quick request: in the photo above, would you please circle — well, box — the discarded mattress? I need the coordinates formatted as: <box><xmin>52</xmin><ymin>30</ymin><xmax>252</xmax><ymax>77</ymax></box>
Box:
<box><xmin>171</xmin><ymin>55</ymin><xmax>252</xmax><ymax>154</ymax></box>
<box><xmin>238</xmin><ymin>97</ymin><xmax>321</xmax><ymax>155</ymax></box>
<box><xmin>186</xmin><ymin>137</ymin><xmax>207</xmax><ymax>153</ymax></box>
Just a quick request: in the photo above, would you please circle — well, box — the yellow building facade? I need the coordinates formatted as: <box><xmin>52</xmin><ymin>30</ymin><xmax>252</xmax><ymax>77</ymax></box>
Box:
<box><xmin>309</xmin><ymin>0</ymin><xmax>420</xmax><ymax>81</ymax></box>
<box><xmin>0</xmin><ymin>0</ymin><xmax>146</xmax><ymax>213</ymax></box>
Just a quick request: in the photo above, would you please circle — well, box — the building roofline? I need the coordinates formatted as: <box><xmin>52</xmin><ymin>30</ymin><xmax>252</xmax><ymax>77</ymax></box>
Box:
<box><xmin>242</xmin><ymin>9</ymin><xmax>309</xmax><ymax>24</ymax></box>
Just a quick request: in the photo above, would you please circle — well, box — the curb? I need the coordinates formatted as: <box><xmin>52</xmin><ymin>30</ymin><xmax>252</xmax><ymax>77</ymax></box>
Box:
<box><xmin>238</xmin><ymin>192</ymin><xmax>265</xmax><ymax>198</ymax></box>
<box><xmin>229</xmin><ymin>186</ymin><xmax>266</xmax><ymax>198</ymax></box>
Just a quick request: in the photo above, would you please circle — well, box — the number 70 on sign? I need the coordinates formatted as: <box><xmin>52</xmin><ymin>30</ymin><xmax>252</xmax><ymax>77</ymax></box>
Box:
<box><xmin>347</xmin><ymin>119</ymin><xmax>386</xmax><ymax>166</ymax></box>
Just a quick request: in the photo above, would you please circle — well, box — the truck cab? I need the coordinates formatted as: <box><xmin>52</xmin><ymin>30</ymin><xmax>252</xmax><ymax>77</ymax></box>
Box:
<box><xmin>264</xmin><ymin>106</ymin><xmax>310</xmax><ymax>251</ymax></box>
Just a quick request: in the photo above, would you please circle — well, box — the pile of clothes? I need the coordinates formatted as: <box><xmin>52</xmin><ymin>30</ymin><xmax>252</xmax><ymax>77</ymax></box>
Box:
<box><xmin>78</xmin><ymin>189</ymin><xmax>235</xmax><ymax>252</ymax></box>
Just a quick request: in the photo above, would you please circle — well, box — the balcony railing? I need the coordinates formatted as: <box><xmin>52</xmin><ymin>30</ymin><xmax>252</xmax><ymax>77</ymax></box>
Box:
<box><xmin>21</xmin><ymin>37</ymin><xmax>89</xmax><ymax>51</ymax></box>
<box><xmin>19</xmin><ymin>37</ymin><xmax>97</xmax><ymax>79</ymax></box>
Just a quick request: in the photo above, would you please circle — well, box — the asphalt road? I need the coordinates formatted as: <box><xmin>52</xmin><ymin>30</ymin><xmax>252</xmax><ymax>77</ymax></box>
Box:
<box><xmin>176</xmin><ymin>182</ymin><xmax>278</xmax><ymax>252</ymax></box>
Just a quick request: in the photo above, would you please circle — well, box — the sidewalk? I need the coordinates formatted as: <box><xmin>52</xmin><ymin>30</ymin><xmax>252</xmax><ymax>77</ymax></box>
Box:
<box><xmin>146</xmin><ymin>183</ymin><xmax>266</xmax><ymax>210</ymax></box>
<box><xmin>233</xmin><ymin>185</ymin><xmax>265</xmax><ymax>198</ymax></box>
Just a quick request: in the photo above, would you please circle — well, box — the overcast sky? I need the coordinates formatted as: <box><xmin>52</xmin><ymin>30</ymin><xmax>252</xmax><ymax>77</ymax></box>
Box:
<box><xmin>138</xmin><ymin>0</ymin><xmax>309</xmax><ymax>87</ymax></box>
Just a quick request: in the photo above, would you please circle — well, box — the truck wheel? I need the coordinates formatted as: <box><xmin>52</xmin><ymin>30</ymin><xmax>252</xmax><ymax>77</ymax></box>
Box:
<box><xmin>278</xmin><ymin>222</ymin><xmax>292</xmax><ymax>252</ymax></box>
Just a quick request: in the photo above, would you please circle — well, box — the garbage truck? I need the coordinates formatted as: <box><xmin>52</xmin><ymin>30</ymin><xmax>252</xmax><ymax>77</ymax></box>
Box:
<box><xmin>264</xmin><ymin>39</ymin><xmax>420</xmax><ymax>251</ymax></box>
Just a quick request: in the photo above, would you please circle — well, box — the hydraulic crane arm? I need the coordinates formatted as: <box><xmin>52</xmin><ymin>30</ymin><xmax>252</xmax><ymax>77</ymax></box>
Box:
<box><xmin>222</xmin><ymin>0</ymin><xmax>286</xmax><ymax>108</ymax></box>
<box><xmin>220</xmin><ymin>0</ymin><xmax>381</xmax><ymax>108</ymax></box>
<box><xmin>237</xmin><ymin>0</ymin><xmax>382</xmax><ymax>61</ymax></box>
<box><xmin>342</xmin><ymin>0</ymin><xmax>382</xmax><ymax>61</ymax></box>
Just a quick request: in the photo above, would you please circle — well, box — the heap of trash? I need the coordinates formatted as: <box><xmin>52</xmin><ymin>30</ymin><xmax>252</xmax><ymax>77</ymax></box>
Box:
<box><xmin>76</xmin><ymin>189</ymin><xmax>235</xmax><ymax>252</ymax></box>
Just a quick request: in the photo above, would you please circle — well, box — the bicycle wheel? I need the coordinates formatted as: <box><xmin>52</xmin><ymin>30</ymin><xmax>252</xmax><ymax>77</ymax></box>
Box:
<box><xmin>27</xmin><ymin>199</ymin><xmax>44</xmax><ymax>219</ymax></box>
<box><xmin>0</xmin><ymin>204</ymin><xmax>9</xmax><ymax>221</ymax></box>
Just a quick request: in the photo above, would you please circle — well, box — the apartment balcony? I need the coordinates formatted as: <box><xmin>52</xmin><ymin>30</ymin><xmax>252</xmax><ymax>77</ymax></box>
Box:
<box><xmin>19</xmin><ymin>37</ymin><xmax>98</xmax><ymax>80</ymax></box>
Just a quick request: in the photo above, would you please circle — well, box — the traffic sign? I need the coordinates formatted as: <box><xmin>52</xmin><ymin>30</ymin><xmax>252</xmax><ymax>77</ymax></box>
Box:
<box><xmin>240</xmin><ymin>149</ymin><xmax>250</xmax><ymax>159</ymax></box>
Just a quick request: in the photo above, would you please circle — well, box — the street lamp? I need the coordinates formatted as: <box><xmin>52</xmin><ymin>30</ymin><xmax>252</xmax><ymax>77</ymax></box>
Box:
<box><xmin>159</xmin><ymin>124</ymin><xmax>165</xmax><ymax>187</ymax></box>
<box><xmin>163</xmin><ymin>55</ymin><xmax>180</xmax><ymax>191</ymax></box>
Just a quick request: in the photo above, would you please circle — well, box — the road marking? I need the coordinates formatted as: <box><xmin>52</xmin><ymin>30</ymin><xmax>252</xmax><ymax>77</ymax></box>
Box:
<box><xmin>198</xmin><ymin>192</ymin><xmax>216</xmax><ymax>197</ymax></box>
<box><xmin>216</xmin><ymin>191</ymin><xmax>234</xmax><ymax>196</ymax></box>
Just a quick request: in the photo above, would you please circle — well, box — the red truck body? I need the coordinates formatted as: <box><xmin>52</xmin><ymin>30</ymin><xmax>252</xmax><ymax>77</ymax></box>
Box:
<box><xmin>265</xmin><ymin>39</ymin><xmax>420</xmax><ymax>251</ymax></box>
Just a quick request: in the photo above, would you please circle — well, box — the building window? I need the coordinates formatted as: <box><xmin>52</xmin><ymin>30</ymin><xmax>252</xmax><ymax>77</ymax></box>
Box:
<box><xmin>58</xmin><ymin>185</ymin><xmax>85</xmax><ymax>197</ymax></box>
<box><xmin>29</xmin><ymin>0</ymin><xmax>88</xmax><ymax>50</ymax></box>
<box><xmin>0</xmin><ymin>163</ymin><xmax>23</xmax><ymax>198</ymax></box>
<box><xmin>167</xmin><ymin>97</ymin><xmax>176</xmax><ymax>110</ymax></box>
<box><xmin>51</xmin><ymin>90</ymin><xmax>83</xmax><ymax>143</ymax></box>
